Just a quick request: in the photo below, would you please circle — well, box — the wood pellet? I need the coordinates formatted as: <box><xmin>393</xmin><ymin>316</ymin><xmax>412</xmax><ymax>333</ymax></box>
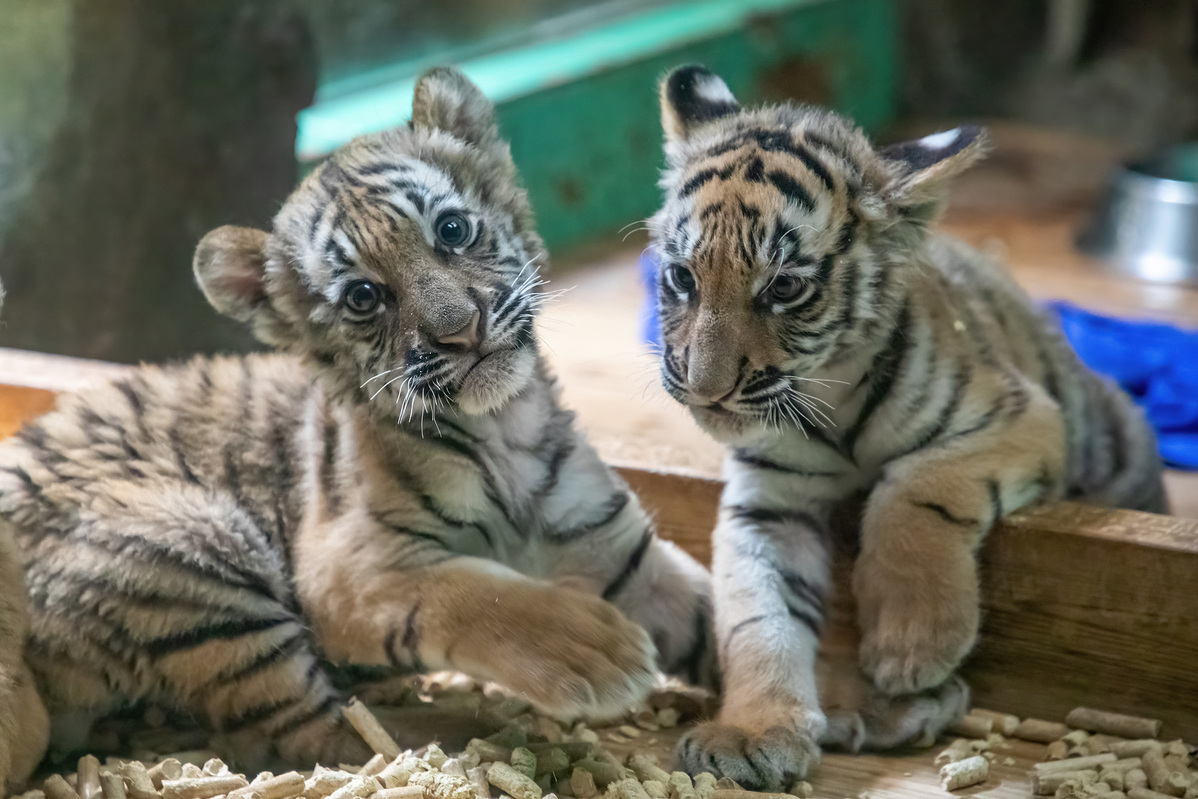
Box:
<box><xmin>939</xmin><ymin>755</ymin><xmax>989</xmax><ymax>791</ymax></box>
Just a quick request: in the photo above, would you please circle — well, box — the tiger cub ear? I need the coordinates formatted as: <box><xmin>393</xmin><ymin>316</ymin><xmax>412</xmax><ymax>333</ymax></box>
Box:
<box><xmin>411</xmin><ymin>66</ymin><xmax>499</xmax><ymax>149</ymax></box>
<box><xmin>660</xmin><ymin>65</ymin><xmax>741</xmax><ymax>142</ymax></box>
<box><xmin>879</xmin><ymin>125</ymin><xmax>988</xmax><ymax>217</ymax></box>
<box><xmin>193</xmin><ymin>225</ymin><xmax>270</xmax><ymax>322</ymax></box>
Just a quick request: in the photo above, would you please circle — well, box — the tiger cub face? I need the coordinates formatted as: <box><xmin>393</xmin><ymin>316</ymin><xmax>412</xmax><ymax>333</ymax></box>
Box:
<box><xmin>650</xmin><ymin>66</ymin><xmax>984</xmax><ymax>444</ymax></box>
<box><xmin>194</xmin><ymin>67</ymin><xmax>545</xmax><ymax>417</ymax></box>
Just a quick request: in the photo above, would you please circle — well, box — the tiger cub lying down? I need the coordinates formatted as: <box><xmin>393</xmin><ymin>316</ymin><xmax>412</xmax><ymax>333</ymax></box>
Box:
<box><xmin>648</xmin><ymin>66</ymin><xmax>1166</xmax><ymax>788</ymax></box>
<box><xmin>0</xmin><ymin>282</ymin><xmax>53</xmax><ymax>793</ymax></box>
<box><xmin>0</xmin><ymin>67</ymin><xmax>714</xmax><ymax>781</ymax></box>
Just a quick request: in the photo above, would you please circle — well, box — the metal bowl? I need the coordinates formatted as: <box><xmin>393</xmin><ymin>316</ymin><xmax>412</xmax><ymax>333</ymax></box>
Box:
<box><xmin>1079</xmin><ymin>143</ymin><xmax>1198</xmax><ymax>286</ymax></box>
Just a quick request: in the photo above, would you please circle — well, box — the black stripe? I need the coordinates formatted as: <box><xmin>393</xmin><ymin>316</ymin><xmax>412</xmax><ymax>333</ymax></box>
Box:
<box><xmin>144</xmin><ymin>615</ymin><xmax>293</xmax><ymax>657</ymax></box>
<box><xmin>321</xmin><ymin>417</ymin><xmax>341</xmax><ymax>517</ymax></box>
<box><xmin>842</xmin><ymin>302</ymin><xmax>912</xmax><ymax>456</ymax></box>
<box><xmin>732</xmin><ymin>450</ymin><xmax>840</xmax><ymax>478</ymax></box>
<box><xmin>401</xmin><ymin>602</ymin><xmax>425</xmax><ymax>672</ymax></box>
<box><xmin>602</xmin><ymin>530</ymin><xmax>653</xmax><ymax>600</ymax></box>
<box><xmin>777</xmin><ymin>567</ymin><xmax>824</xmax><ymax>615</ymax></box>
<box><xmin>766</xmin><ymin>170</ymin><xmax>815</xmax><ymax>212</ymax></box>
<box><xmin>727</xmin><ymin>505</ymin><xmax>826</xmax><ymax>537</ymax></box>
<box><xmin>74</xmin><ymin>527</ymin><xmax>279</xmax><ymax>601</ymax></box>
<box><xmin>743</xmin><ymin>156</ymin><xmax>765</xmax><ymax>183</ymax></box>
<box><xmin>674</xmin><ymin>601</ymin><xmax>713</xmax><ymax>687</ymax></box>
<box><xmin>786</xmin><ymin>604</ymin><xmax>822</xmax><ymax>636</ymax></box>
<box><xmin>907</xmin><ymin>360</ymin><xmax>971</xmax><ymax>452</ymax></box>
<box><xmin>376</xmin><ymin>519</ymin><xmax>450</xmax><ymax>550</ymax></box>
<box><xmin>988</xmin><ymin>480</ymin><xmax>1003</xmax><ymax>524</ymax></box>
<box><xmin>913</xmin><ymin>501</ymin><xmax>978</xmax><ymax>528</ymax></box>
<box><xmin>205</xmin><ymin>634</ymin><xmax>307</xmax><ymax>688</ymax></box>
<box><xmin>535</xmin><ymin>436</ymin><xmax>576</xmax><ymax>499</ymax></box>
<box><xmin>725</xmin><ymin>614</ymin><xmax>770</xmax><ymax>649</ymax></box>
<box><xmin>170</xmin><ymin>426</ymin><xmax>200</xmax><ymax>484</ymax></box>
<box><xmin>113</xmin><ymin>378</ymin><xmax>149</xmax><ymax>440</ymax></box>
<box><xmin>222</xmin><ymin>655</ymin><xmax>325</xmax><ymax>732</ymax></box>
<box><xmin>270</xmin><ymin>693</ymin><xmax>341</xmax><ymax>739</ymax></box>
<box><xmin>804</xmin><ymin>132</ymin><xmax>855</xmax><ymax>167</ymax></box>
<box><xmin>680</xmin><ymin>167</ymin><xmax>719</xmax><ymax>198</ymax></box>
<box><xmin>835</xmin><ymin>211</ymin><xmax>859</xmax><ymax>255</ymax></box>
<box><xmin>938</xmin><ymin>401</ymin><xmax>1003</xmax><ymax>446</ymax></box>
<box><xmin>551</xmin><ymin>492</ymin><xmax>630</xmax><ymax>541</ymax></box>
<box><xmin>790</xmin><ymin>143</ymin><xmax>836</xmax><ymax>193</ymax></box>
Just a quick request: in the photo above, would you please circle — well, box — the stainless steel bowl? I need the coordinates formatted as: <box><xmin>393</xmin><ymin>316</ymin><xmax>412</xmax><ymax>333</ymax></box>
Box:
<box><xmin>1079</xmin><ymin>143</ymin><xmax>1198</xmax><ymax>286</ymax></box>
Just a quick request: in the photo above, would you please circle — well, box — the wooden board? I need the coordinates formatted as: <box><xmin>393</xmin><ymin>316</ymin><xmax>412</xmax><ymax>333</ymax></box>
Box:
<box><xmin>590</xmin><ymin>719</ymin><xmax>1048</xmax><ymax>799</ymax></box>
<box><xmin>620</xmin><ymin>463</ymin><xmax>1198</xmax><ymax>742</ymax></box>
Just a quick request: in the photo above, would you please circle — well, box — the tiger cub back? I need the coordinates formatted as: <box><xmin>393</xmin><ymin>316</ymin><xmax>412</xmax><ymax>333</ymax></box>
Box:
<box><xmin>0</xmin><ymin>67</ymin><xmax>714</xmax><ymax>774</ymax></box>
<box><xmin>646</xmin><ymin>65</ymin><xmax>1164</xmax><ymax>789</ymax></box>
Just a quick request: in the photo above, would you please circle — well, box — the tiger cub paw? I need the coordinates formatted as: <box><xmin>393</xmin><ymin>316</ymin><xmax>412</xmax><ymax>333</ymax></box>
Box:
<box><xmin>676</xmin><ymin>719</ymin><xmax>821</xmax><ymax>791</ymax></box>
<box><xmin>487</xmin><ymin>587</ymin><xmax>656</xmax><ymax>722</ymax></box>
<box><xmin>822</xmin><ymin>675</ymin><xmax>970</xmax><ymax>752</ymax></box>
<box><xmin>857</xmin><ymin>589</ymin><xmax>978</xmax><ymax>696</ymax></box>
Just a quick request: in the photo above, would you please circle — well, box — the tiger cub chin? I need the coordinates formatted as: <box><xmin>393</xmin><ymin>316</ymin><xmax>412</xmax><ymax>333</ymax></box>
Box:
<box><xmin>0</xmin><ymin>67</ymin><xmax>715</xmax><ymax>775</ymax></box>
<box><xmin>648</xmin><ymin>65</ymin><xmax>1166</xmax><ymax>789</ymax></box>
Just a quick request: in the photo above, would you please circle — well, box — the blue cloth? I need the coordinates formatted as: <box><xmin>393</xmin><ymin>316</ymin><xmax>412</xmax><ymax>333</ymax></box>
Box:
<box><xmin>637</xmin><ymin>250</ymin><xmax>1198</xmax><ymax>469</ymax></box>
<box><xmin>1048</xmin><ymin>302</ymin><xmax>1198</xmax><ymax>470</ymax></box>
<box><xmin>639</xmin><ymin>249</ymin><xmax>662</xmax><ymax>349</ymax></box>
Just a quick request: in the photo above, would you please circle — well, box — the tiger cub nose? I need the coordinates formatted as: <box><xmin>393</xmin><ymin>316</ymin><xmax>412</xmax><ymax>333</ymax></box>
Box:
<box><xmin>436</xmin><ymin>309</ymin><xmax>481</xmax><ymax>349</ymax></box>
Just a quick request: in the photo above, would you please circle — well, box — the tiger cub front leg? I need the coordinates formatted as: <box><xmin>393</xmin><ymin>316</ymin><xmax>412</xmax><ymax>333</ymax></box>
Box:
<box><xmin>676</xmin><ymin>506</ymin><xmax>830</xmax><ymax>790</ymax></box>
<box><xmin>855</xmin><ymin>399</ymin><xmax>1065</xmax><ymax>695</ymax></box>
<box><xmin>308</xmin><ymin>554</ymin><xmax>656</xmax><ymax>721</ymax></box>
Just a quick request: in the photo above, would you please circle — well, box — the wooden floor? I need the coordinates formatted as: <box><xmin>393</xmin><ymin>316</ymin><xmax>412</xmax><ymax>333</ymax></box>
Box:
<box><xmin>588</xmin><ymin>717</ymin><xmax>1050</xmax><ymax>799</ymax></box>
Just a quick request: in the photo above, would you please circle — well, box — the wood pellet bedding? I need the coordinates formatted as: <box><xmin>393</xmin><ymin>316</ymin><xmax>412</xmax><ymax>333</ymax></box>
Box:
<box><xmin>8</xmin><ymin>674</ymin><xmax>1194</xmax><ymax>799</ymax></box>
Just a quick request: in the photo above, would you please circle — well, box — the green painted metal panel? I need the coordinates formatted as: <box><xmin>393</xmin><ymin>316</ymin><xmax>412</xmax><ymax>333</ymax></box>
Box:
<box><xmin>297</xmin><ymin>0</ymin><xmax>896</xmax><ymax>250</ymax></box>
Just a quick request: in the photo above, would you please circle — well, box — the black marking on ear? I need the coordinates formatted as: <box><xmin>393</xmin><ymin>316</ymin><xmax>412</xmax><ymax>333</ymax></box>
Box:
<box><xmin>880</xmin><ymin>125</ymin><xmax>982</xmax><ymax>172</ymax></box>
<box><xmin>666</xmin><ymin>65</ymin><xmax>740</xmax><ymax>127</ymax></box>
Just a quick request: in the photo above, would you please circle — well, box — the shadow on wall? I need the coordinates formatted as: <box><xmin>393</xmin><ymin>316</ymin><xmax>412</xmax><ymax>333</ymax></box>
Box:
<box><xmin>0</xmin><ymin>0</ymin><xmax>317</xmax><ymax>363</ymax></box>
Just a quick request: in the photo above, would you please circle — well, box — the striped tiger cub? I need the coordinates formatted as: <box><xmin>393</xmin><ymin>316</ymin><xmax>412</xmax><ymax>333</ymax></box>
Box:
<box><xmin>0</xmin><ymin>283</ymin><xmax>53</xmax><ymax>793</ymax></box>
<box><xmin>648</xmin><ymin>66</ymin><xmax>1166</xmax><ymax>789</ymax></box>
<box><xmin>0</xmin><ymin>67</ymin><xmax>714</xmax><ymax>777</ymax></box>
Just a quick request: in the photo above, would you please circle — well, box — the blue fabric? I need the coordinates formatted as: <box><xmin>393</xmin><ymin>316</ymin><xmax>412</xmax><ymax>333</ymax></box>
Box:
<box><xmin>1047</xmin><ymin>302</ymin><xmax>1198</xmax><ymax>470</ymax></box>
<box><xmin>639</xmin><ymin>249</ymin><xmax>662</xmax><ymax>349</ymax></box>
<box><xmin>638</xmin><ymin>249</ymin><xmax>1198</xmax><ymax>469</ymax></box>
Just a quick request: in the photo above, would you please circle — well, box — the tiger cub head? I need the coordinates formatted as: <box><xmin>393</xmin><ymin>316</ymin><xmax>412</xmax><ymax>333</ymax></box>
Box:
<box><xmin>194</xmin><ymin>67</ymin><xmax>545</xmax><ymax>418</ymax></box>
<box><xmin>650</xmin><ymin>65</ymin><xmax>987</xmax><ymax>444</ymax></box>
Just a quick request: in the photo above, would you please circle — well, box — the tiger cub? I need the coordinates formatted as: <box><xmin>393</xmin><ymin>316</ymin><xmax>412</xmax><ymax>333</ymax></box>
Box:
<box><xmin>648</xmin><ymin>66</ymin><xmax>1166</xmax><ymax>788</ymax></box>
<box><xmin>0</xmin><ymin>67</ymin><xmax>714</xmax><ymax>775</ymax></box>
<box><xmin>0</xmin><ymin>283</ymin><xmax>53</xmax><ymax>793</ymax></box>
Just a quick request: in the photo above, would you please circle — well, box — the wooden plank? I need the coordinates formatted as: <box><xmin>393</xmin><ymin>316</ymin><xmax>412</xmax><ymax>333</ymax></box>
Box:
<box><xmin>615</xmin><ymin>460</ymin><xmax>1198</xmax><ymax>741</ymax></box>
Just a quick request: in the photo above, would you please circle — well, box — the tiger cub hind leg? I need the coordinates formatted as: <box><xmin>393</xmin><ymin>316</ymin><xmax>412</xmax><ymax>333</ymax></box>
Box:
<box><xmin>0</xmin><ymin>523</ymin><xmax>49</xmax><ymax>791</ymax></box>
<box><xmin>21</xmin><ymin>482</ymin><xmax>370</xmax><ymax>770</ymax></box>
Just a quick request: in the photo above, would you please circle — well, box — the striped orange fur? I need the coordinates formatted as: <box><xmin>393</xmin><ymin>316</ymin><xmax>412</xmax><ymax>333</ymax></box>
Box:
<box><xmin>0</xmin><ymin>68</ymin><xmax>715</xmax><ymax>780</ymax></box>
<box><xmin>648</xmin><ymin>65</ymin><xmax>1165</xmax><ymax>790</ymax></box>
